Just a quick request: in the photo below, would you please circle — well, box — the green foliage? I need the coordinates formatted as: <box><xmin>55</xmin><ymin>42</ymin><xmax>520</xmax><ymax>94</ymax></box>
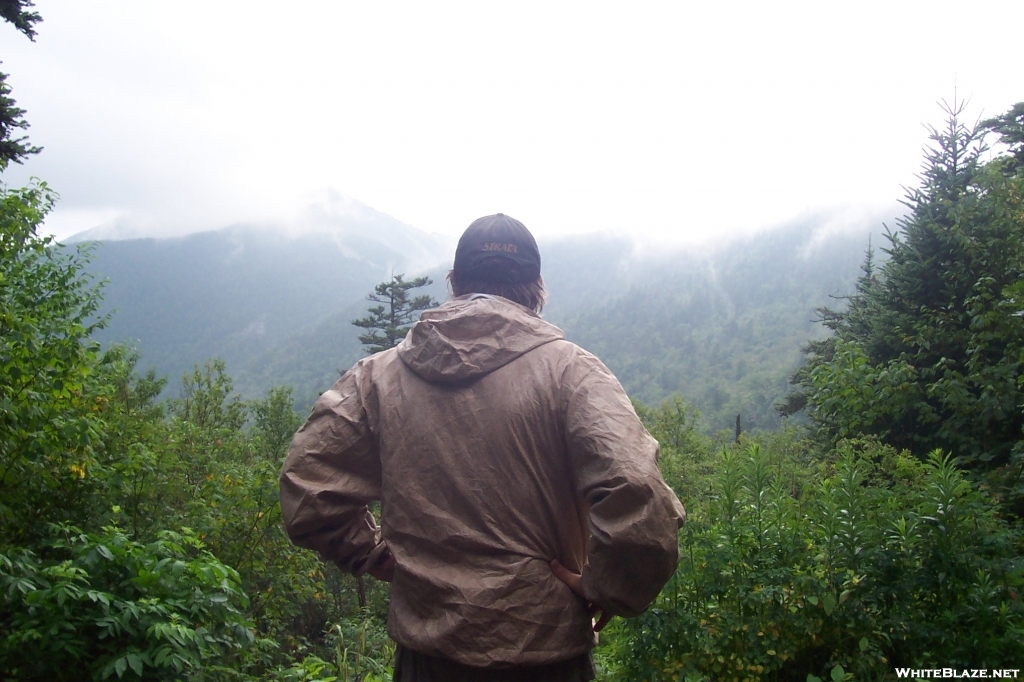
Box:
<box><xmin>0</xmin><ymin>69</ymin><xmax>40</xmax><ymax>170</ymax></box>
<box><xmin>0</xmin><ymin>182</ymin><xmax>393</xmax><ymax>678</ymax></box>
<box><xmin>0</xmin><ymin>525</ymin><xmax>253</xmax><ymax>681</ymax></box>
<box><xmin>0</xmin><ymin>0</ymin><xmax>42</xmax><ymax>169</ymax></box>
<box><xmin>351</xmin><ymin>273</ymin><xmax>438</xmax><ymax>353</ymax></box>
<box><xmin>171</xmin><ymin>359</ymin><xmax>248</xmax><ymax>431</ymax></box>
<box><xmin>610</xmin><ymin>437</ymin><xmax>1024</xmax><ymax>681</ymax></box>
<box><xmin>789</xmin><ymin>101</ymin><xmax>1024</xmax><ymax>486</ymax></box>
<box><xmin>0</xmin><ymin>0</ymin><xmax>41</xmax><ymax>40</ymax></box>
<box><xmin>105</xmin><ymin>358</ymin><xmax>394</xmax><ymax>680</ymax></box>
<box><xmin>252</xmin><ymin>385</ymin><xmax>303</xmax><ymax>461</ymax></box>
<box><xmin>982</xmin><ymin>101</ymin><xmax>1024</xmax><ymax>175</ymax></box>
<box><xmin>0</xmin><ymin>181</ymin><xmax>106</xmax><ymax>544</ymax></box>
<box><xmin>635</xmin><ymin>395</ymin><xmax>716</xmax><ymax>505</ymax></box>
<box><xmin>268</xmin><ymin>616</ymin><xmax>394</xmax><ymax>682</ymax></box>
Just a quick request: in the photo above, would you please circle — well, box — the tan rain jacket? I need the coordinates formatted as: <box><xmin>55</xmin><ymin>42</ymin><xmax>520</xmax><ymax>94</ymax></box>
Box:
<box><xmin>280</xmin><ymin>295</ymin><xmax>686</xmax><ymax>668</ymax></box>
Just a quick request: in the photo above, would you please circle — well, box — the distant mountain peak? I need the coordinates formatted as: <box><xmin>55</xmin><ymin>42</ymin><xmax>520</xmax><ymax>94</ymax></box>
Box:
<box><xmin>304</xmin><ymin>188</ymin><xmax>384</xmax><ymax>223</ymax></box>
<box><xmin>64</xmin><ymin>189</ymin><xmax>455</xmax><ymax>273</ymax></box>
<box><xmin>63</xmin><ymin>217</ymin><xmax>148</xmax><ymax>243</ymax></box>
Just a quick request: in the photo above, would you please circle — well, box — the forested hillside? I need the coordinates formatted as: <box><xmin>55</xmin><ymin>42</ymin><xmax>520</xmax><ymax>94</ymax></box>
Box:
<box><xmin>558</xmin><ymin>222</ymin><xmax>876</xmax><ymax>431</ymax></box>
<box><xmin>81</xmin><ymin>220</ymin><xmax>876</xmax><ymax>430</ymax></box>
<box><xmin>76</xmin><ymin>197</ymin><xmax>453</xmax><ymax>389</ymax></box>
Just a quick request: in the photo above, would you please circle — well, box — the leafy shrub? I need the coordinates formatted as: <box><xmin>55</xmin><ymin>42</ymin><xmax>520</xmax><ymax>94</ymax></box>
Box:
<box><xmin>0</xmin><ymin>181</ymin><xmax>108</xmax><ymax>545</ymax></box>
<box><xmin>0</xmin><ymin>525</ymin><xmax>254</xmax><ymax>681</ymax></box>
<box><xmin>611</xmin><ymin>441</ymin><xmax>1024</xmax><ymax>681</ymax></box>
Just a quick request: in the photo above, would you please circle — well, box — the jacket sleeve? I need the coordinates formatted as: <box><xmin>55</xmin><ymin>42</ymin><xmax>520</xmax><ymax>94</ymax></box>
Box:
<box><xmin>279</xmin><ymin>367</ymin><xmax>389</xmax><ymax>576</ymax></box>
<box><xmin>563</xmin><ymin>351</ymin><xmax>686</xmax><ymax>617</ymax></box>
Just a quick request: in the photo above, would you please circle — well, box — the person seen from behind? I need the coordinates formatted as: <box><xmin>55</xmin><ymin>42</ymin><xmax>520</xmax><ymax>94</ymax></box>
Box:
<box><xmin>280</xmin><ymin>213</ymin><xmax>686</xmax><ymax>681</ymax></box>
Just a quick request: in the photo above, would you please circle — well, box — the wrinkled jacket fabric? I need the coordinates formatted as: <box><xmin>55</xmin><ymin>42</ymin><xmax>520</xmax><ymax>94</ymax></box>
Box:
<box><xmin>280</xmin><ymin>295</ymin><xmax>686</xmax><ymax>668</ymax></box>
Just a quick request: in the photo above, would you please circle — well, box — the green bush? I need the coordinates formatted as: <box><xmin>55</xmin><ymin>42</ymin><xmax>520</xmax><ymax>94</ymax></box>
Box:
<box><xmin>0</xmin><ymin>181</ymin><xmax>108</xmax><ymax>545</ymax></box>
<box><xmin>0</xmin><ymin>525</ymin><xmax>254</xmax><ymax>680</ymax></box>
<box><xmin>611</xmin><ymin>441</ymin><xmax>1024</xmax><ymax>682</ymax></box>
<box><xmin>93</xmin><ymin>357</ymin><xmax>391</xmax><ymax>679</ymax></box>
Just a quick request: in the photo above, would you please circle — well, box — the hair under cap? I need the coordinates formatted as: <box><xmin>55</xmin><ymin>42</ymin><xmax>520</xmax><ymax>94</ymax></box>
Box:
<box><xmin>452</xmin><ymin>213</ymin><xmax>541</xmax><ymax>283</ymax></box>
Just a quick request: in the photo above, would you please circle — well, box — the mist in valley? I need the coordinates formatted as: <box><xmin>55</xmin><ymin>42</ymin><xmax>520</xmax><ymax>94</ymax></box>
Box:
<box><xmin>77</xmin><ymin>202</ymin><xmax>888</xmax><ymax>433</ymax></box>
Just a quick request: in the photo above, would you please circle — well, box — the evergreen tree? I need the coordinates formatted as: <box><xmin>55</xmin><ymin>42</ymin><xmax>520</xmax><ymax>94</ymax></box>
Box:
<box><xmin>778</xmin><ymin>238</ymin><xmax>881</xmax><ymax>418</ymax></box>
<box><xmin>0</xmin><ymin>0</ymin><xmax>41</xmax><ymax>39</ymax></box>
<box><xmin>981</xmin><ymin>102</ymin><xmax>1024</xmax><ymax>175</ymax></box>
<box><xmin>786</xmin><ymin>101</ymin><xmax>1024</xmax><ymax>479</ymax></box>
<box><xmin>0</xmin><ymin>0</ymin><xmax>41</xmax><ymax>170</ymax></box>
<box><xmin>351</xmin><ymin>274</ymin><xmax>438</xmax><ymax>354</ymax></box>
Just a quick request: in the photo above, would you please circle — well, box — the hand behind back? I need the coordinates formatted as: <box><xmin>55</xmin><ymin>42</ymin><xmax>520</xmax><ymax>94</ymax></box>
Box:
<box><xmin>549</xmin><ymin>559</ymin><xmax>612</xmax><ymax>633</ymax></box>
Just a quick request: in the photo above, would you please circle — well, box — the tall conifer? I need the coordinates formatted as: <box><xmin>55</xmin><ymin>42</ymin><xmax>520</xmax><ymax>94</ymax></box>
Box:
<box><xmin>352</xmin><ymin>274</ymin><xmax>438</xmax><ymax>354</ymax></box>
<box><xmin>787</xmin><ymin>101</ymin><xmax>1024</xmax><ymax>480</ymax></box>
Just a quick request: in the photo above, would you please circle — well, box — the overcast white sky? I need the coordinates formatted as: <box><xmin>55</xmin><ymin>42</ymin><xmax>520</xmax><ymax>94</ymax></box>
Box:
<box><xmin>1</xmin><ymin>1</ymin><xmax>1022</xmax><ymax>242</ymax></box>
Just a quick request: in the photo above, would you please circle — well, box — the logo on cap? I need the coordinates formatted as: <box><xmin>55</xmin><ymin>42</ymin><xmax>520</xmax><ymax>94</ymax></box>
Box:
<box><xmin>482</xmin><ymin>243</ymin><xmax>518</xmax><ymax>253</ymax></box>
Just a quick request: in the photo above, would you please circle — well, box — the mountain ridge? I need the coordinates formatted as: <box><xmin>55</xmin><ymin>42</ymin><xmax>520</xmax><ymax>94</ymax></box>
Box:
<box><xmin>78</xmin><ymin>200</ymin><xmax>885</xmax><ymax>432</ymax></box>
<box><xmin>80</xmin><ymin>196</ymin><xmax>455</xmax><ymax>387</ymax></box>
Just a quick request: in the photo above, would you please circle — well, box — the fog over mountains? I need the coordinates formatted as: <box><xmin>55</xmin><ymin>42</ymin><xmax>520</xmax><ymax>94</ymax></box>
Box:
<box><xmin>75</xmin><ymin>193</ymin><xmax>452</xmax><ymax>388</ymax></box>
<box><xmin>74</xmin><ymin>198</ymin><xmax>882</xmax><ymax>432</ymax></box>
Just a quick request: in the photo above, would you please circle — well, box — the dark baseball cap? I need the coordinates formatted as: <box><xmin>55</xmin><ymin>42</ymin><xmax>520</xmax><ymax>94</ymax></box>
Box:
<box><xmin>452</xmin><ymin>213</ymin><xmax>541</xmax><ymax>283</ymax></box>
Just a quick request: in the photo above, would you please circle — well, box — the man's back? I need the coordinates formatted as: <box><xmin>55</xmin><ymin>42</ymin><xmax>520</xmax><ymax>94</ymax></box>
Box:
<box><xmin>281</xmin><ymin>214</ymin><xmax>685</xmax><ymax>680</ymax></box>
<box><xmin>282</xmin><ymin>296</ymin><xmax>684</xmax><ymax>667</ymax></box>
<box><xmin>378</xmin><ymin>296</ymin><xmax>592</xmax><ymax>665</ymax></box>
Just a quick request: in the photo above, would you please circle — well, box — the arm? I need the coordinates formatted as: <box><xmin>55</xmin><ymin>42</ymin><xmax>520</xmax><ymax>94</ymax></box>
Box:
<box><xmin>563</xmin><ymin>352</ymin><xmax>686</xmax><ymax>618</ymax></box>
<box><xmin>279</xmin><ymin>367</ymin><xmax>389</xmax><ymax>576</ymax></box>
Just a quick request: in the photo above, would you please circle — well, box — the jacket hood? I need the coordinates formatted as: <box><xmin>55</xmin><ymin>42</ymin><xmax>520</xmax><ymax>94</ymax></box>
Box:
<box><xmin>397</xmin><ymin>295</ymin><xmax>564</xmax><ymax>384</ymax></box>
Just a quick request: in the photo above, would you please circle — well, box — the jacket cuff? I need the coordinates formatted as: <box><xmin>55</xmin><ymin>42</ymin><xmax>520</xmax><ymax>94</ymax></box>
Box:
<box><xmin>350</xmin><ymin>541</ymin><xmax>390</xmax><ymax>578</ymax></box>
